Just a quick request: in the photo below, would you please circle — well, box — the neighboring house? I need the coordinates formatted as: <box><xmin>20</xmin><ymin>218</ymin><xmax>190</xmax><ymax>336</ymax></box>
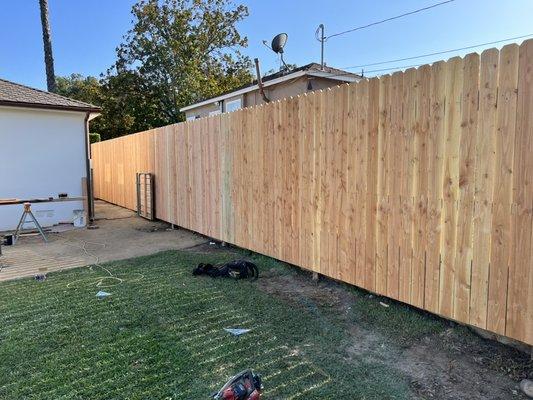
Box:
<box><xmin>0</xmin><ymin>78</ymin><xmax>101</xmax><ymax>231</ymax></box>
<box><xmin>180</xmin><ymin>63</ymin><xmax>360</xmax><ymax>120</ymax></box>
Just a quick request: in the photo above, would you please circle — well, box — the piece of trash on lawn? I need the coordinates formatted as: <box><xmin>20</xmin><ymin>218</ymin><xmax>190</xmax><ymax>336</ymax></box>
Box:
<box><xmin>224</xmin><ymin>328</ymin><xmax>251</xmax><ymax>336</ymax></box>
<box><xmin>520</xmin><ymin>379</ymin><xmax>533</xmax><ymax>398</ymax></box>
<box><xmin>96</xmin><ymin>290</ymin><xmax>111</xmax><ymax>299</ymax></box>
<box><xmin>34</xmin><ymin>274</ymin><xmax>47</xmax><ymax>282</ymax></box>
<box><xmin>209</xmin><ymin>241</ymin><xmax>216</xmax><ymax>245</ymax></box>
<box><xmin>379</xmin><ymin>302</ymin><xmax>389</xmax><ymax>308</ymax></box>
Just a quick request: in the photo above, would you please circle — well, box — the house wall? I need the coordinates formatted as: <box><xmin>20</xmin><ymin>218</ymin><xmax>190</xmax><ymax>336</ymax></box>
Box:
<box><xmin>0</xmin><ymin>106</ymin><xmax>87</xmax><ymax>231</ymax></box>
<box><xmin>184</xmin><ymin>76</ymin><xmax>352</xmax><ymax>119</ymax></box>
<box><xmin>185</xmin><ymin>102</ymin><xmax>221</xmax><ymax>120</ymax></box>
<box><xmin>222</xmin><ymin>94</ymin><xmax>244</xmax><ymax>113</ymax></box>
<box><xmin>184</xmin><ymin>94</ymin><xmax>245</xmax><ymax>120</ymax></box>
<box><xmin>244</xmin><ymin>76</ymin><xmax>309</xmax><ymax>107</ymax></box>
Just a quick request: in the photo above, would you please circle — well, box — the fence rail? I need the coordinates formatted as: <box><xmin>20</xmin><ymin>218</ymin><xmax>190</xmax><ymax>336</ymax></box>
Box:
<box><xmin>92</xmin><ymin>40</ymin><xmax>533</xmax><ymax>345</ymax></box>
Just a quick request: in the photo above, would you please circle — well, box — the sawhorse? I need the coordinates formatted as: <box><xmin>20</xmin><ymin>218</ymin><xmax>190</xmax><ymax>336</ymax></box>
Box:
<box><xmin>13</xmin><ymin>202</ymin><xmax>47</xmax><ymax>244</ymax></box>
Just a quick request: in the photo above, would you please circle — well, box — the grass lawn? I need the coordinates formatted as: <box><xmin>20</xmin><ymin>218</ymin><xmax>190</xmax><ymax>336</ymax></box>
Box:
<box><xmin>0</xmin><ymin>248</ymin><xmax>527</xmax><ymax>399</ymax></box>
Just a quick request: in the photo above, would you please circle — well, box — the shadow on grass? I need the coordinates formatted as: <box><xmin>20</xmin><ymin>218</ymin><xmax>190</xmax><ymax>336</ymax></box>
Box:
<box><xmin>0</xmin><ymin>249</ymin><xmax>414</xmax><ymax>400</ymax></box>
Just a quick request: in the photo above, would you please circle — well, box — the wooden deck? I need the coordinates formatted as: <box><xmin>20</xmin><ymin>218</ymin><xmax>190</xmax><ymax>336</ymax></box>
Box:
<box><xmin>0</xmin><ymin>239</ymin><xmax>86</xmax><ymax>282</ymax></box>
<box><xmin>0</xmin><ymin>201</ymin><xmax>205</xmax><ymax>282</ymax></box>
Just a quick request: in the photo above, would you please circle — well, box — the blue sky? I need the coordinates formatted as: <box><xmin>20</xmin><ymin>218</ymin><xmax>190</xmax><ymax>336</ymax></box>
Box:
<box><xmin>1</xmin><ymin>0</ymin><xmax>532</xmax><ymax>90</ymax></box>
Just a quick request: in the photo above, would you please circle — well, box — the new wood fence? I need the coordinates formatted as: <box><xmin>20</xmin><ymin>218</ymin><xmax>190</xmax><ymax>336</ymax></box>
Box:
<box><xmin>92</xmin><ymin>40</ymin><xmax>533</xmax><ymax>345</ymax></box>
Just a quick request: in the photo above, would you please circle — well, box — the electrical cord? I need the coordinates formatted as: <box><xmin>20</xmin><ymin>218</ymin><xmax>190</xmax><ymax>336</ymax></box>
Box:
<box><xmin>63</xmin><ymin>238</ymin><xmax>144</xmax><ymax>288</ymax></box>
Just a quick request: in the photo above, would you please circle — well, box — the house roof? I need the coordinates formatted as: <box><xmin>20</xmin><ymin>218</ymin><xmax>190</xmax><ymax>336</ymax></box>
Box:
<box><xmin>179</xmin><ymin>63</ymin><xmax>359</xmax><ymax>113</ymax></box>
<box><xmin>0</xmin><ymin>78</ymin><xmax>101</xmax><ymax>113</ymax></box>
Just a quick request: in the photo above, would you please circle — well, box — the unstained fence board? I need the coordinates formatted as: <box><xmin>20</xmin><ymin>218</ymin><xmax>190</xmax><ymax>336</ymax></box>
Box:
<box><xmin>91</xmin><ymin>39</ymin><xmax>533</xmax><ymax>346</ymax></box>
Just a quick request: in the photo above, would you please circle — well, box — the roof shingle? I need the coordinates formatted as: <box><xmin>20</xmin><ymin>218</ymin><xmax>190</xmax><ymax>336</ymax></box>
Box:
<box><xmin>0</xmin><ymin>78</ymin><xmax>101</xmax><ymax>112</ymax></box>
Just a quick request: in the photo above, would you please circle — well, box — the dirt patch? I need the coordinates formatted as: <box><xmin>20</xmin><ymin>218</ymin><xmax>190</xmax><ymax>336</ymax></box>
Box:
<box><xmin>186</xmin><ymin>241</ymin><xmax>238</xmax><ymax>255</ymax></box>
<box><xmin>178</xmin><ymin>244</ymin><xmax>530</xmax><ymax>398</ymax></box>
<box><xmin>259</xmin><ymin>270</ymin><xmax>353</xmax><ymax>313</ymax></box>
<box><xmin>392</xmin><ymin>331</ymin><xmax>525</xmax><ymax>399</ymax></box>
<box><xmin>134</xmin><ymin>224</ymin><xmax>172</xmax><ymax>233</ymax></box>
<box><xmin>256</xmin><ymin>267</ymin><xmax>530</xmax><ymax>400</ymax></box>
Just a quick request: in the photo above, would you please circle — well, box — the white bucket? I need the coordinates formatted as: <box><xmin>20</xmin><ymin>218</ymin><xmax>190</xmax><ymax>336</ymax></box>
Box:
<box><xmin>73</xmin><ymin>210</ymin><xmax>86</xmax><ymax>228</ymax></box>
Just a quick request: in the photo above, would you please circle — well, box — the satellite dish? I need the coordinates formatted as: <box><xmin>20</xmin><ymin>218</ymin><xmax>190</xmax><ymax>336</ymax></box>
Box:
<box><xmin>271</xmin><ymin>33</ymin><xmax>288</xmax><ymax>54</ymax></box>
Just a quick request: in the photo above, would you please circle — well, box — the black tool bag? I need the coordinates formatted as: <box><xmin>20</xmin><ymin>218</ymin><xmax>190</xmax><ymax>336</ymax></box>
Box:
<box><xmin>192</xmin><ymin>260</ymin><xmax>259</xmax><ymax>280</ymax></box>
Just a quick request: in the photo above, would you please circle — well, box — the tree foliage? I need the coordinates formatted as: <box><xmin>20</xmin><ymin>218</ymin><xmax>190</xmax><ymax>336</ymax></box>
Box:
<box><xmin>89</xmin><ymin>132</ymin><xmax>101</xmax><ymax>144</ymax></box>
<box><xmin>57</xmin><ymin>0</ymin><xmax>253</xmax><ymax>140</ymax></box>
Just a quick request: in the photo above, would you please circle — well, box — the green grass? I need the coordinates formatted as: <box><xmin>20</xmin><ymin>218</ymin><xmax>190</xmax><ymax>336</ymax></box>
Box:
<box><xmin>0</xmin><ymin>250</ymin><xmax>436</xmax><ymax>399</ymax></box>
<box><xmin>345</xmin><ymin>286</ymin><xmax>447</xmax><ymax>347</ymax></box>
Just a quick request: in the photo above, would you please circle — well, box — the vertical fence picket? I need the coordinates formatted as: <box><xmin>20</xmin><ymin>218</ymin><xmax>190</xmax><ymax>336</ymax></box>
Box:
<box><xmin>91</xmin><ymin>41</ymin><xmax>533</xmax><ymax>345</ymax></box>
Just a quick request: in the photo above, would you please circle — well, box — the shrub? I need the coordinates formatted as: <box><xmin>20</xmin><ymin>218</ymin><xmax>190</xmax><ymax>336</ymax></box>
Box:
<box><xmin>89</xmin><ymin>132</ymin><xmax>101</xmax><ymax>144</ymax></box>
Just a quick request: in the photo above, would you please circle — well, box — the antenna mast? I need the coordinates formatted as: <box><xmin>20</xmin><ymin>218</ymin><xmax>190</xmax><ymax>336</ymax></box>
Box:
<box><xmin>316</xmin><ymin>24</ymin><xmax>325</xmax><ymax>70</ymax></box>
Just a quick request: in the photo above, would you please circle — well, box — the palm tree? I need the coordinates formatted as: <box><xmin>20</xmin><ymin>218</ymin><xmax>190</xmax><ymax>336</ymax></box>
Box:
<box><xmin>39</xmin><ymin>0</ymin><xmax>56</xmax><ymax>92</ymax></box>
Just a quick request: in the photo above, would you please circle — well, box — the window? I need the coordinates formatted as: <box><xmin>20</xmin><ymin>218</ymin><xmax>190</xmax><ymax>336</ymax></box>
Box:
<box><xmin>224</xmin><ymin>98</ymin><xmax>242</xmax><ymax>113</ymax></box>
<box><xmin>209</xmin><ymin>109</ymin><xmax>221</xmax><ymax>117</ymax></box>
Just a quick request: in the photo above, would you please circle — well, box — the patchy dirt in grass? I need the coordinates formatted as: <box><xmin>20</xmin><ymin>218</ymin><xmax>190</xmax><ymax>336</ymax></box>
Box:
<box><xmin>391</xmin><ymin>332</ymin><xmax>527</xmax><ymax>399</ymax></box>
<box><xmin>184</xmin><ymin>244</ymin><xmax>531</xmax><ymax>399</ymax></box>
<box><xmin>256</xmin><ymin>267</ymin><xmax>531</xmax><ymax>400</ymax></box>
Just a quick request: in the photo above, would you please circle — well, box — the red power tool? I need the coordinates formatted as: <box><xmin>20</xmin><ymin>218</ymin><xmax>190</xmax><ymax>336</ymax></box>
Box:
<box><xmin>212</xmin><ymin>369</ymin><xmax>262</xmax><ymax>400</ymax></box>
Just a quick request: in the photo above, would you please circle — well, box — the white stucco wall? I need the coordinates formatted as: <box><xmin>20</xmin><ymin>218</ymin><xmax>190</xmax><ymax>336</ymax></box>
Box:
<box><xmin>0</xmin><ymin>106</ymin><xmax>87</xmax><ymax>231</ymax></box>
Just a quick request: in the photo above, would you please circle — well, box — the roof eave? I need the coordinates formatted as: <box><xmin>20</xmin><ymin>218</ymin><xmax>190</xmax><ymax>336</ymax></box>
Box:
<box><xmin>0</xmin><ymin>100</ymin><xmax>102</xmax><ymax>113</ymax></box>
<box><xmin>179</xmin><ymin>70</ymin><xmax>309</xmax><ymax>112</ymax></box>
<box><xmin>306</xmin><ymin>71</ymin><xmax>360</xmax><ymax>82</ymax></box>
<box><xmin>179</xmin><ymin>70</ymin><xmax>359</xmax><ymax>113</ymax></box>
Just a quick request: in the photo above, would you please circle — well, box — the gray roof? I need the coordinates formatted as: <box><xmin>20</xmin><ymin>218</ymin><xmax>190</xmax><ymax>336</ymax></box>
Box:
<box><xmin>181</xmin><ymin>62</ymin><xmax>360</xmax><ymax>112</ymax></box>
<box><xmin>0</xmin><ymin>78</ymin><xmax>101</xmax><ymax>112</ymax></box>
<box><xmin>205</xmin><ymin>62</ymin><xmax>359</xmax><ymax>101</ymax></box>
<box><xmin>258</xmin><ymin>62</ymin><xmax>358</xmax><ymax>85</ymax></box>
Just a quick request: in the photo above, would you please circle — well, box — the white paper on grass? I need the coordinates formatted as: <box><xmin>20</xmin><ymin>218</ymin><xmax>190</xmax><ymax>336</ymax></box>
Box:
<box><xmin>224</xmin><ymin>328</ymin><xmax>251</xmax><ymax>336</ymax></box>
<box><xmin>96</xmin><ymin>291</ymin><xmax>111</xmax><ymax>299</ymax></box>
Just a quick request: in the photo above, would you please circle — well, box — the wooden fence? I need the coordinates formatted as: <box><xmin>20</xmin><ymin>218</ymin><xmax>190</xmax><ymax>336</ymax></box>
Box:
<box><xmin>92</xmin><ymin>40</ymin><xmax>532</xmax><ymax>345</ymax></box>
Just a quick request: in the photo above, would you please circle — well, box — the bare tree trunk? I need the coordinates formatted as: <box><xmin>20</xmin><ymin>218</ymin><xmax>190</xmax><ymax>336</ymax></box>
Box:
<box><xmin>39</xmin><ymin>0</ymin><xmax>56</xmax><ymax>92</ymax></box>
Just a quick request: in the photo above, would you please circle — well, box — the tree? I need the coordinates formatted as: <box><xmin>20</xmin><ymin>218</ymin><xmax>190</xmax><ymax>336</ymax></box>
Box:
<box><xmin>56</xmin><ymin>74</ymin><xmax>138</xmax><ymax>140</ymax></box>
<box><xmin>56</xmin><ymin>0</ymin><xmax>253</xmax><ymax>140</ymax></box>
<box><xmin>89</xmin><ymin>133</ymin><xmax>101</xmax><ymax>144</ymax></box>
<box><xmin>56</xmin><ymin>74</ymin><xmax>101</xmax><ymax>104</ymax></box>
<box><xmin>56</xmin><ymin>74</ymin><xmax>107</xmax><ymax>134</ymax></box>
<box><xmin>39</xmin><ymin>0</ymin><xmax>56</xmax><ymax>92</ymax></box>
<box><xmin>264</xmin><ymin>63</ymin><xmax>298</xmax><ymax>76</ymax></box>
<box><xmin>111</xmin><ymin>0</ymin><xmax>253</xmax><ymax>126</ymax></box>
<box><xmin>56</xmin><ymin>72</ymin><xmax>173</xmax><ymax>140</ymax></box>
